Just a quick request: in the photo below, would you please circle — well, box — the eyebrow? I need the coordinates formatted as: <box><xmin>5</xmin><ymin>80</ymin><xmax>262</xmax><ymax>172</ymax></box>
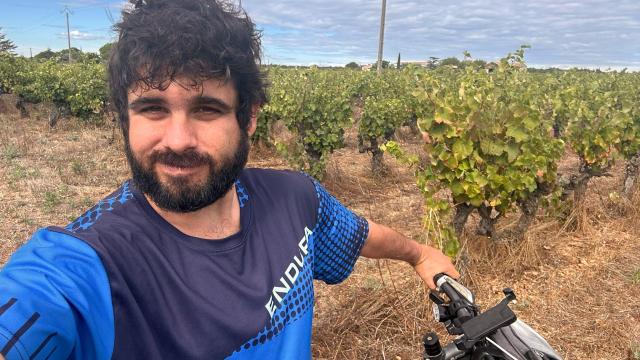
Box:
<box><xmin>128</xmin><ymin>96</ymin><xmax>234</xmax><ymax>112</ymax></box>
<box><xmin>191</xmin><ymin>96</ymin><xmax>234</xmax><ymax>112</ymax></box>
<box><xmin>128</xmin><ymin>97</ymin><xmax>167</xmax><ymax>110</ymax></box>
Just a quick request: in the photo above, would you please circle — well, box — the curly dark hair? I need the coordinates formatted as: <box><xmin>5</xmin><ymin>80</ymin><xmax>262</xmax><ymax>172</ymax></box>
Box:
<box><xmin>108</xmin><ymin>0</ymin><xmax>267</xmax><ymax>137</ymax></box>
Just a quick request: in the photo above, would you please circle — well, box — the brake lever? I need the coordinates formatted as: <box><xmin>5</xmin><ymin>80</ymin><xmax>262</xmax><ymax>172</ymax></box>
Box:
<box><xmin>429</xmin><ymin>291</ymin><xmax>445</xmax><ymax>305</ymax></box>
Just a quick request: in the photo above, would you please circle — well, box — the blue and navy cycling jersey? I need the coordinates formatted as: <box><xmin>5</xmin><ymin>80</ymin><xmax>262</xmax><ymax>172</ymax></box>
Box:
<box><xmin>0</xmin><ymin>168</ymin><xmax>369</xmax><ymax>359</ymax></box>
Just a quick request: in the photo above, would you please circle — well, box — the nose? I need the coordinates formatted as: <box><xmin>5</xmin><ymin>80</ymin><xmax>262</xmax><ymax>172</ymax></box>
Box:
<box><xmin>162</xmin><ymin>112</ymin><xmax>198</xmax><ymax>153</ymax></box>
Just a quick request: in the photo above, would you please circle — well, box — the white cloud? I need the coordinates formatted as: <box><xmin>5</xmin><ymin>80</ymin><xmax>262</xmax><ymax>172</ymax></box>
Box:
<box><xmin>19</xmin><ymin>0</ymin><xmax>637</xmax><ymax>67</ymax></box>
<box><xmin>242</xmin><ymin>0</ymin><xmax>640</xmax><ymax>67</ymax></box>
<box><xmin>58</xmin><ymin>30</ymin><xmax>106</xmax><ymax>41</ymax></box>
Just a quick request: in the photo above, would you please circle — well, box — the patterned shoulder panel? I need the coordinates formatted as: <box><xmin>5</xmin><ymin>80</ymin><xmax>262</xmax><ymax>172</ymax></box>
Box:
<box><xmin>308</xmin><ymin>178</ymin><xmax>369</xmax><ymax>284</ymax></box>
<box><xmin>65</xmin><ymin>182</ymin><xmax>134</xmax><ymax>233</ymax></box>
<box><xmin>235</xmin><ymin>179</ymin><xmax>249</xmax><ymax>208</ymax></box>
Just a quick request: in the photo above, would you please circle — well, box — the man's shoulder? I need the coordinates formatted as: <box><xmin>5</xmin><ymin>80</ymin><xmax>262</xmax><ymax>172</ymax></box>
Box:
<box><xmin>59</xmin><ymin>180</ymin><xmax>139</xmax><ymax>236</ymax></box>
<box><xmin>3</xmin><ymin>227</ymin><xmax>108</xmax><ymax>281</ymax></box>
<box><xmin>0</xmin><ymin>226</ymin><xmax>114</xmax><ymax>360</ymax></box>
<box><xmin>241</xmin><ymin>168</ymin><xmax>320</xmax><ymax>220</ymax></box>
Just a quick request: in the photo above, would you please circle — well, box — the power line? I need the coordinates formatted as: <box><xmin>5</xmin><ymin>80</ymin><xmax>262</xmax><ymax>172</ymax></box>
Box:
<box><xmin>74</xmin><ymin>1</ymin><xmax>120</xmax><ymax>9</ymax></box>
<box><xmin>104</xmin><ymin>7</ymin><xmax>116</xmax><ymax>24</ymax></box>
<box><xmin>15</xmin><ymin>11</ymin><xmax>60</xmax><ymax>32</ymax></box>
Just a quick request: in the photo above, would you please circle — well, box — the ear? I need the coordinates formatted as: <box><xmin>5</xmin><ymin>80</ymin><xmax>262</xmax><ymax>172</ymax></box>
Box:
<box><xmin>246</xmin><ymin>104</ymin><xmax>260</xmax><ymax>137</ymax></box>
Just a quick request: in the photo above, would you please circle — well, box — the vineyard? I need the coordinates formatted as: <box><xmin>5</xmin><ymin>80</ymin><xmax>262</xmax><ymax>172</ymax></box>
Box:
<box><xmin>1</xmin><ymin>49</ymin><xmax>640</xmax><ymax>358</ymax></box>
<box><xmin>3</xmin><ymin>48</ymin><xmax>639</xmax><ymax>252</ymax></box>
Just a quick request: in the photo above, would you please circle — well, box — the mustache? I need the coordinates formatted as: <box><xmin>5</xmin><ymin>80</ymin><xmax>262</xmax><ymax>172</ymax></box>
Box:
<box><xmin>149</xmin><ymin>149</ymin><xmax>213</xmax><ymax>168</ymax></box>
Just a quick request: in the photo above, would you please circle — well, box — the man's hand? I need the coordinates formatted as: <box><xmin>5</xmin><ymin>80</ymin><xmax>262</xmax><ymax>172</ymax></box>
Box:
<box><xmin>361</xmin><ymin>220</ymin><xmax>459</xmax><ymax>290</ymax></box>
<box><xmin>411</xmin><ymin>244</ymin><xmax>459</xmax><ymax>289</ymax></box>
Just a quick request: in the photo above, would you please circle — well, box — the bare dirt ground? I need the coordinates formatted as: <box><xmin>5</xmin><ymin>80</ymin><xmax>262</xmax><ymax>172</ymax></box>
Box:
<box><xmin>1</xmin><ymin>95</ymin><xmax>639</xmax><ymax>359</ymax></box>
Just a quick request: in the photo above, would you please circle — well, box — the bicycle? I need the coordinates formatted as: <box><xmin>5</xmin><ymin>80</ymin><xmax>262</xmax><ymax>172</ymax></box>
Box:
<box><xmin>422</xmin><ymin>274</ymin><xmax>563</xmax><ymax>360</ymax></box>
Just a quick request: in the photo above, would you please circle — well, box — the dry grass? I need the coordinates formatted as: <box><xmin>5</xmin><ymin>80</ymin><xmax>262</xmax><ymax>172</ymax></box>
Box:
<box><xmin>314</xmin><ymin>143</ymin><xmax>640</xmax><ymax>360</ymax></box>
<box><xmin>1</xmin><ymin>95</ymin><xmax>638</xmax><ymax>359</ymax></box>
<box><xmin>0</xmin><ymin>96</ymin><xmax>128</xmax><ymax>264</ymax></box>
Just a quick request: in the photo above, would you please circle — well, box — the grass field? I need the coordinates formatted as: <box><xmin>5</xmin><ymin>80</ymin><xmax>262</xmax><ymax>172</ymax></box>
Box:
<box><xmin>1</xmin><ymin>95</ymin><xmax>639</xmax><ymax>359</ymax></box>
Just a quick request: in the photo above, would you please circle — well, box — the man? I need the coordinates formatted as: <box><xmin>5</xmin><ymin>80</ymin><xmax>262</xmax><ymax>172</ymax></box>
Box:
<box><xmin>0</xmin><ymin>0</ymin><xmax>459</xmax><ymax>359</ymax></box>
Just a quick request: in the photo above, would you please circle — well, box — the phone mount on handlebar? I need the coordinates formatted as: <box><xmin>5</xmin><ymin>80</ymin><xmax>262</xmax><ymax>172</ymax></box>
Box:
<box><xmin>424</xmin><ymin>274</ymin><xmax>562</xmax><ymax>360</ymax></box>
<box><xmin>456</xmin><ymin>288</ymin><xmax>517</xmax><ymax>350</ymax></box>
<box><xmin>430</xmin><ymin>275</ymin><xmax>517</xmax><ymax>350</ymax></box>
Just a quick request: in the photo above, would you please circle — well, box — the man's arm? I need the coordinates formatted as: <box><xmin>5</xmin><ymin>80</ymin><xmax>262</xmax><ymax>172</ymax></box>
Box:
<box><xmin>0</xmin><ymin>229</ymin><xmax>114</xmax><ymax>360</ymax></box>
<box><xmin>360</xmin><ymin>219</ymin><xmax>459</xmax><ymax>289</ymax></box>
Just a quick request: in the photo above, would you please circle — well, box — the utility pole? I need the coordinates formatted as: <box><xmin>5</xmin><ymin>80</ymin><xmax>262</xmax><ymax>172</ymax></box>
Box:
<box><xmin>29</xmin><ymin>48</ymin><xmax>33</xmax><ymax>58</ymax></box>
<box><xmin>376</xmin><ymin>0</ymin><xmax>387</xmax><ymax>75</ymax></box>
<box><xmin>63</xmin><ymin>6</ymin><xmax>73</xmax><ymax>63</ymax></box>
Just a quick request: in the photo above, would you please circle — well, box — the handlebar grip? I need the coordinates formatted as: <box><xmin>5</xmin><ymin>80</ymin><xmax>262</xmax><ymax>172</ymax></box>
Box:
<box><xmin>433</xmin><ymin>273</ymin><xmax>447</xmax><ymax>286</ymax></box>
<box><xmin>434</xmin><ymin>274</ymin><xmax>473</xmax><ymax>320</ymax></box>
<box><xmin>438</xmin><ymin>281</ymin><xmax>462</xmax><ymax>302</ymax></box>
<box><xmin>434</xmin><ymin>273</ymin><xmax>461</xmax><ymax>302</ymax></box>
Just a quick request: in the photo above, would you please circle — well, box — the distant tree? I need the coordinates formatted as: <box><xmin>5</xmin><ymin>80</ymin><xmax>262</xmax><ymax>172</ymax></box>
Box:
<box><xmin>34</xmin><ymin>47</ymin><xmax>97</xmax><ymax>63</ymax></box>
<box><xmin>396</xmin><ymin>52</ymin><xmax>401</xmax><ymax>70</ymax></box>
<box><xmin>440</xmin><ymin>57</ymin><xmax>461</xmax><ymax>67</ymax></box>
<box><xmin>57</xmin><ymin>47</ymin><xmax>84</xmax><ymax>63</ymax></box>
<box><xmin>99</xmin><ymin>42</ymin><xmax>115</xmax><ymax>61</ymax></box>
<box><xmin>345</xmin><ymin>61</ymin><xmax>360</xmax><ymax>70</ymax></box>
<box><xmin>0</xmin><ymin>28</ymin><xmax>17</xmax><ymax>54</ymax></box>
<box><xmin>34</xmin><ymin>49</ymin><xmax>57</xmax><ymax>60</ymax></box>
<box><xmin>428</xmin><ymin>56</ymin><xmax>440</xmax><ymax>69</ymax></box>
<box><xmin>374</xmin><ymin>60</ymin><xmax>390</xmax><ymax>70</ymax></box>
<box><xmin>79</xmin><ymin>52</ymin><xmax>102</xmax><ymax>63</ymax></box>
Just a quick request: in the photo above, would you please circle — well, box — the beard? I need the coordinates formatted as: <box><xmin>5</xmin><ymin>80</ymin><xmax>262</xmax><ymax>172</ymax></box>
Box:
<box><xmin>125</xmin><ymin>131</ymin><xmax>250</xmax><ymax>213</ymax></box>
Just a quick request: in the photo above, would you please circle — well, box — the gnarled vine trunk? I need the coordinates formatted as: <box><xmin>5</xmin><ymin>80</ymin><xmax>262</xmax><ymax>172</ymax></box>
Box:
<box><xmin>370</xmin><ymin>128</ymin><xmax>396</xmax><ymax>173</ymax></box>
<box><xmin>476</xmin><ymin>204</ymin><xmax>501</xmax><ymax>238</ymax></box>
<box><xmin>497</xmin><ymin>182</ymin><xmax>552</xmax><ymax>242</ymax></box>
<box><xmin>49</xmin><ymin>105</ymin><xmax>69</xmax><ymax>128</ymax></box>
<box><xmin>370</xmin><ymin>137</ymin><xmax>384</xmax><ymax>173</ymax></box>
<box><xmin>403</xmin><ymin>113</ymin><xmax>420</xmax><ymax>135</ymax></box>
<box><xmin>623</xmin><ymin>153</ymin><xmax>640</xmax><ymax>198</ymax></box>
<box><xmin>452</xmin><ymin>203</ymin><xmax>474</xmax><ymax>236</ymax></box>
<box><xmin>15</xmin><ymin>94</ymin><xmax>28</xmax><ymax>118</ymax></box>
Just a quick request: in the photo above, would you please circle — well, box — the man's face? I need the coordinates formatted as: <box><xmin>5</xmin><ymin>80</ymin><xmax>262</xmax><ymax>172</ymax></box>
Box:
<box><xmin>125</xmin><ymin>77</ymin><xmax>256</xmax><ymax>213</ymax></box>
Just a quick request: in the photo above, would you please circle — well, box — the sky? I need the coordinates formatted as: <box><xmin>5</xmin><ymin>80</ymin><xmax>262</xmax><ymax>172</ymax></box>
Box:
<box><xmin>1</xmin><ymin>0</ymin><xmax>639</xmax><ymax>70</ymax></box>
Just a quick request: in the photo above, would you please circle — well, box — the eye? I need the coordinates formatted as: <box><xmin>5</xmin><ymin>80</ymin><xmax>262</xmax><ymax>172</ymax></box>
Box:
<box><xmin>140</xmin><ymin>106</ymin><xmax>166</xmax><ymax>113</ymax></box>
<box><xmin>194</xmin><ymin>106</ymin><xmax>221</xmax><ymax>114</ymax></box>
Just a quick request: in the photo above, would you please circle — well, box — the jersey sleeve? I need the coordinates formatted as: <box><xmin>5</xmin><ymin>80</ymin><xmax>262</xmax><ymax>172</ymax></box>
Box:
<box><xmin>309</xmin><ymin>179</ymin><xmax>369</xmax><ymax>285</ymax></box>
<box><xmin>0</xmin><ymin>229</ymin><xmax>114</xmax><ymax>360</ymax></box>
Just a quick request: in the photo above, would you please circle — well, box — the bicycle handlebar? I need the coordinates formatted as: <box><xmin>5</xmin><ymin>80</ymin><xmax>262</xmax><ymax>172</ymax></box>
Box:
<box><xmin>425</xmin><ymin>274</ymin><xmax>518</xmax><ymax>360</ymax></box>
<box><xmin>433</xmin><ymin>273</ymin><xmax>474</xmax><ymax>321</ymax></box>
